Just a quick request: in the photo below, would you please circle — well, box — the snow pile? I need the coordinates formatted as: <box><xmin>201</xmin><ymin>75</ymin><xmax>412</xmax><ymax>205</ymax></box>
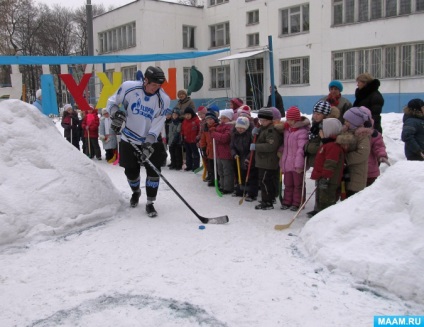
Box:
<box><xmin>0</xmin><ymin>100</ymin><xmax>123</xmax><ymax>246</ymax></box>
<box><xmin>301</xmin><ymin>161</ymin><xmax>424</xmax><ymax>304</ymax></box>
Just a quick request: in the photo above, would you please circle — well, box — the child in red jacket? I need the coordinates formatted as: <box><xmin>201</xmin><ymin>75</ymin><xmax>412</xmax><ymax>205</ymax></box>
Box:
<box><xmin>310</xmin><ymin>118</ymin><xmax>345</xmax><ymax>217</ymax></box>
<box><xmin>181</xmin><ymin>107</ymin><xmax>201</xmax><ymax>171</ymax></box>
<box><xmin>81</xmin><ymin>106</ymin><xmax>101</xmax><ymax>159</ymax></box>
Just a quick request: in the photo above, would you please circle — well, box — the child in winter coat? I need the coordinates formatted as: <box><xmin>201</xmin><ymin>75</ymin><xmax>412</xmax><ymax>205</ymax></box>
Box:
<box><xmin>99</xmin><ymin>108</ymin><xmax>118</xmax><ymax>162</ymax></box>
<box><xmin>401</xmin><ymin>98</ymin><xmax>424</xmax><ymax>161</ymax></box>
<box><xmin>230</xmin><ymin>116</ymin><xmax>258</xmax><ymax>201</ymax></box>
<box><xmin>252</xmin><ymin>108</ymin><xmax>283</xmax><ymax>210</ymax></box>
<box><xmin>309</xmin><ymin>118</ymin><xmax>345</xmax><ymax>217</ymax></box>
<box><xmin>336</xmin><ymin>106</ymin><xmax>372</xmax><ymax>198</ymax></box>
<box><xmin>279</xmin><ymin>106</ymin><xmax>310</xmax><ymax>211</ymax></box>
<box><xmin>304</xmin><ymin>101</ymin><xmax>332</xmax><ymax>168</ymax></box>
<box><xmin>61</xmin><ymin>104</ymin><xmax>80</xmax><ymax>150</ymax></box>
<box><xmin>168</xmin><ymin>108</ymin><xmax>183</xmax><ymax>170</ymax></box>
<box><xmin>81</xmin><ymin>106</ymin><xmax>101</xmax><ymax>160</ymax></box>
<box><xmin>359</xmin><ymin>106</ymin><xmax>390</xmax><ymax>186</ymax></box>
<box><xmin>181</xmin><ymin>107</ymin><xmax>201</xmax><ymax>171</ymax></box>
<box><xmin>199</xmin><ymin>111</ymin><xmax>220</xmax><ymax>186</ymax></box>
<box><xmin>210</xmin><ymin>109</ymin><xmax>234</xmax><ymax>194</ymax></box>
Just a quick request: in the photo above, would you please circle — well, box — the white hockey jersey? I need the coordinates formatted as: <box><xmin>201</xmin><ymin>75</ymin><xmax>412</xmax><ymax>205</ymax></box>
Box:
<box><xmin>106</xmin><ymin>80</ymin><xmax>171</xmax><ymax>145</ymax></box>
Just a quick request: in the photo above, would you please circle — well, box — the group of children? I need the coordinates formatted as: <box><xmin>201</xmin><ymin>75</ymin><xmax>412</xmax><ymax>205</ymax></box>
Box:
<box><xmin>164</xmin><ymin>91</ymin><xmax>391</xmax><ymax>218</ymax></box>
<box><xmin>61</xmin><ymin>105</ymin><xmax>118</xmax><ymax>163</ymax></box>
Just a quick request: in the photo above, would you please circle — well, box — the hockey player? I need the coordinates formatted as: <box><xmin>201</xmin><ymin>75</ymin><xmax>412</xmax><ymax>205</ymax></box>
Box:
<box><xmin>107</xmin><ymin>66</ymin><xmax>171</xmax><ymax>217</ymax></box>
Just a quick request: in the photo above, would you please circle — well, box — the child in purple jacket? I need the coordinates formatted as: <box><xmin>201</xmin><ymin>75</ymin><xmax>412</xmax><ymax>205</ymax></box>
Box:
<box><xmin>278</xmin><ymin>106</ymin><xmax>310</xmax><ymax>211</ymax></box>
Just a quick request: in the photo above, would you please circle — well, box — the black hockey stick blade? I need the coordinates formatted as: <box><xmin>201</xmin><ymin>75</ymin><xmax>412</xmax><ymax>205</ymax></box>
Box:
<box><xmin>129</xmin><ymin>142</ymin><xmax>228</xmax><ymax>224</ymax></box>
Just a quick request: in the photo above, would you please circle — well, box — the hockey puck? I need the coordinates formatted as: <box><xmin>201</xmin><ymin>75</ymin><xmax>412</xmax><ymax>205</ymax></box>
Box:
<box><xmin>199</xmin><ymin>225</ymin><xmax>206</xmax><ymax>230</ymax></box>
<box><xmin>288</xmin><ymin>233</ymin><xmax>294</xmax><ymax>236</ymax></box>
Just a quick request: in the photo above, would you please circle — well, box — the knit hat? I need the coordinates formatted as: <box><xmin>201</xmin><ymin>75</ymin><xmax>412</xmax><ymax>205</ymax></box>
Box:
<box><xmin>322</xmin><ymin>118</ymin><xmax>342</xmax><ymax>138</ymax></box>
<box><xmin>208</xmin><ymin>104</ymin><xmax>220</xmax><ymax>116</ymax></box>
<box><xmin>343</xmin><ymin>106</ymin><xmax>370</xmax><ymax>129</ymax></box>
<box><xmin>36</xmin><ymin>89</ymin><xmax>42</xmax><ymax>99</ymax></box>
<box><xmin>177</xmin><ymin>89</ymin><xmax>187</xmax><ymax>97</ymax></box>
<box><xmin>184</xmin><ymin>107</ymin><xmax>196</xmax><ymax>117</ymax></box>
<box><xmin>257</xmin><ymin>108</ymin><xmax>274</xmax><ymax>120</ymax></box>
<box><xmin>172</xmin><ymin>108</ymin><xmax>180</xmax><ymax>115</ymax></box>
<box><xmin>407</xmin><ymin>98</ymin><xmax>424</xmax><ymax>111</ymax></box>
<box><xmin>219</xmin><ymin>109</ymin><xmax>233</xmax><ymax>121</ymax></box>
<box><xmin>63</xmin><ymin>104</ymin><xmax>73</xmax><ymax>111</ymax></box>
<box><xmin>230</xmin><ymin>98</ymin><xmax>243</xmax><ymax>108</ymax></box>
<box><xmin>270</xmin><ymin>107</ymin><xmax>281</xmax><ymax>121</ymax></box>
<box><xmin>235</xmin><ymin>117</ymin><xmax>250</xmax><ymax>130</ymax></box>
<box><xmin>313</xmin><ymin>101</ymin><xmax>331</xmax><ymax>115</ymax></box>
<box><xmin>197</xmin><ymin>106</ymin><xmax>207</xmax><ymax>114</ymax></box>
<box><xmin>237</xmin><ymin>105</ymin><xmax>251</xmax><ymax>117</ymax></box>
<box><xmin>205</xmin><ymin>111</ymin><xmax>219</xmax><ymax>123</ymax></box>
<box><xmin>286</xmin><ymin>106</ymin><xmax>301</xmax><ymax>122</ymax></box>
<box><xmin>101</xmin><ymin>108</ymin><xmax>108</xmax><ymax>114</ymax></box>
<box><xmin>328</xmin><ymin>80</ymin><xmax>343</xmax><ymax>92</ymax></box>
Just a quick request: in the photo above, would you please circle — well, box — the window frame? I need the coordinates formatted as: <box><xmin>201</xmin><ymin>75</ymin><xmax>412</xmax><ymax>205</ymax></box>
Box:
<box><xmin>98</xmin><ymin>22</ymin><xmax>136</xmax><ymax>54</ymax></box>
<box><xmin>183</xmin><ymin>25</ymin><xmax>196</xmax><ymax>49</ymax></box>
<box><xmin>333</xmin><ymin>0</ymin><xmax>422</xmax><ymax>26</ymax></box>
<box><xmin>247</xmin><ymin>33</ymin><xmax>260</xmax><ymax>47</ymax></box>
<box><xmin>210</xmin><ymin>22</ymin><xmax>230</xmax><ymax>48</ymax></box>
<box><xmin>280</xmin><ymin>4</ymin><xmax>310</xmax><ymax>36</ymax></box>
<box><xmin>247</xmin><ymin>10</ymin><xmax>260</xmax><ymax>25</ymax></box>
<box><xmin>332</xmin><ymin>43</ymin><xmax>424</xmax><ymax>80</ymax></box>
<box><xmin>210</xmin><ymin>65</ymin><xmax>230</xmax><ymax>89</ymax></box>
<box><xmin>280</xmin><ymin>57</ymin><xmax>310</xmax><ymax>85</ymax></box>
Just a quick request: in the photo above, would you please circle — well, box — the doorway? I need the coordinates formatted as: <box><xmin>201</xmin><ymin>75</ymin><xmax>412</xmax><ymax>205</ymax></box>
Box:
<box><xmin>245</xmin><ymin>58</ymin><xmax>264</xmax><ymax>110</ymax></box>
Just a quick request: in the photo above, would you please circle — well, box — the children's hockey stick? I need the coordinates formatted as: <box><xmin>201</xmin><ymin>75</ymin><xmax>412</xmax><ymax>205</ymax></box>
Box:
<box><xmin>274</xmin><ymin>187</ymin><xmax>317</xmax><ymax>231</ymax></box>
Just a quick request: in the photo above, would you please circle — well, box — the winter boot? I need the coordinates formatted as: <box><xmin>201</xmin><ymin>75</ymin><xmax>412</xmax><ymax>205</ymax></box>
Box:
<box><xmin>130</xmin><ymin>190</ymin><xmax>141</xmax><ymax>208</ymax></box>
<box><xmin>146</xmin><ymin>203</ymin><xmax>158</xmax><ymax>217</ymax></box>
<box><xmin>255</xmin><ymin>202</ymin><xmax>274</xmax><ymax>210</ymax></box>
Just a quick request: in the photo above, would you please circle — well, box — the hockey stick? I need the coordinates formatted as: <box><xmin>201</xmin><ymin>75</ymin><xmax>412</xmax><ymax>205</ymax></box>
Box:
<box><xmin>193</xmin><ymin>164</ymin><xmax>203</xmax><ymax>174</ymax></box>
<box><xmin>130</xmin><ymin>141</ymin><xmax>228</xmax><ymax>224</ymax></box>
<box><xmin>274</xmin><ymin>187</ymin><xmax>317</xmax><ymax>231</ymax></box>
<box><xmin>239</xmin><ymin>134</ymin><xmax>257</xmax><ymax>205</ymax></box>
<box><xmin>212</xmin><ymin>138</ymin><xmax>223</xmax><ymax>197</ymax></box>
<box><xmin>236</xmin><ymin>155</ymin><xmax>242</xmax><ymax>185</ymax></box>
<box><xmin>201</xmin><ymin>157</ymin><xmax>208</xmax><ymax>181</ymax></box>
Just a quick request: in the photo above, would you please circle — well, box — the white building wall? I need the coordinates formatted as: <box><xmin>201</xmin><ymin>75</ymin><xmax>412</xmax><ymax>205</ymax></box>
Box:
<box><xmin>93</xmin><ymin>0</ymin><xmax>424</xmax><ymax>112</ymax></box>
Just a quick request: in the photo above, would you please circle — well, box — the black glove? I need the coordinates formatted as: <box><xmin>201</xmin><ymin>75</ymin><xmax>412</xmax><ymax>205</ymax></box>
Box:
<box><xmin>136</xmin><ymin>143</ymin><xmax>154</xmax><ymax>162</ymax></box>
<box><xmin>318</xmin><ymin>178</ymin><xmax>329</xmax><ymax>190</ymax></box>
<box><xmin>111</xmin><ymin>111</ymin><xmax>126</xmax><ymax>134</ymax></box>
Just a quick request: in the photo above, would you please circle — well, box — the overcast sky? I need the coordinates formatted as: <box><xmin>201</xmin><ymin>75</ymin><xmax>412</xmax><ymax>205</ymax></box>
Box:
<box><xmin>35</xmin><ymin>0</ymin><xmax>179</xmax><ymax>11</ymax></box>
<box><xmin>34</xmin><ymin>0</ymin><xmax>135</xmax><ymax>10</ymax></box>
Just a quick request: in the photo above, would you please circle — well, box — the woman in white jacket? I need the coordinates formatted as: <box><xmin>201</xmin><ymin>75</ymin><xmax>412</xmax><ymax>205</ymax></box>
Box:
<box><xmin>99</xmin><ymin>109</ymin><xmax>118</xmax><ymax>163</ymax></box>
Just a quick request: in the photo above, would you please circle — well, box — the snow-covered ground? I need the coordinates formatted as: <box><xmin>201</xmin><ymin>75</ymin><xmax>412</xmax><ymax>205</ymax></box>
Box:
<box><xmin>0</xmin><ymin>100</ymin><xmax>423</xmax><ymax>327</ymax></box>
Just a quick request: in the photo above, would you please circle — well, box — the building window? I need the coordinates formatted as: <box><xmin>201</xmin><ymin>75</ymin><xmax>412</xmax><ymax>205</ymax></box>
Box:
<box><xmin>332</xmin><ymin>43</ymin><xmax>424</xmax><ymax>80</ymax></box>
<box><xmin>209</xmin><ymin>0</ymin><xmax>228</xmax><ymax>6</ymax></box>
<box><xmin>280</xmin><ymin>4</ymin><xmax>310</xmax><ymax>36</ymax></box>
<box><xmin>247</xmin><ymin>33</ymin><xmax>260</xmax><ymax>47</ymax></box>
<box><xmin>210</xmin><ymin>22</ymin><xmax>230</xmax><ymax>48</ymax></box>
<box><xmin>183</xmin><ymin>67</ymin><xmax>190</xmax><ymax>89</ymax></box>
<box><xmin>183</xmin><ymin>26</ymin><xmax>195</xmax><ymax>49</ymax></box>
<box><xmin>333</xmin><ymin>0</ymin><xmax>422</xmax><ymax>25</ymax></box>
<box><xmin>98</xmin><ymin>22</ymin><xmax>136</xmax><ymax>54</ymax></box>
<box><xmin>210</xmin><ymin>65</ymin><xmax>230</xmax><ymax>89</ymax></box>
<box><xmin>121</xmin><ymin>66</ymin><xmax>137</xmax><ymax>82</ymax></box>
<box><xmin>416</xmin><ymin>43</ymin><xmax>424</xmax><ymax>74</ymax></box>
<box><xmin>281</xmin><ymin>57</ymin><xmax>310</xmax><ymax>85</ymax></box>
<box><xmin>247</xmin><ymin>10</ymin><xmax>259</xmax><ymax>25</ymax></box>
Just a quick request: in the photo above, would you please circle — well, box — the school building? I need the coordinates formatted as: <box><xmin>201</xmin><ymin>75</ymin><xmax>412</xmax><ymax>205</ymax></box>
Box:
<box><xmin>93</xmin><ymin>0</ymin><xmax>424</xmax><ymax>112</ymax></box>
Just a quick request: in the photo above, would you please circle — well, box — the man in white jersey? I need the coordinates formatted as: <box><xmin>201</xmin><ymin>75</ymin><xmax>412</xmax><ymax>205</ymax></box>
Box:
<box><xmin>107</xmin><ymin>66</ymin><xmax>171</xmax><ymax>217</ymax></box>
